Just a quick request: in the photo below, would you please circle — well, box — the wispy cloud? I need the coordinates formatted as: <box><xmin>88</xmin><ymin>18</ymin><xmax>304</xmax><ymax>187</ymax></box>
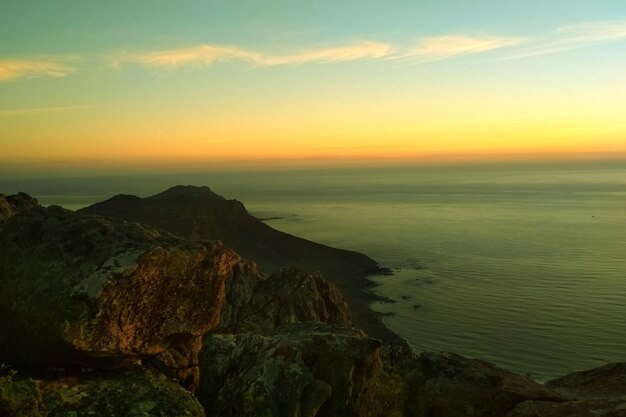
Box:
<box><xmin>0</xmin><ymin>59</ymin><xmax>76</xmax><ymax>81</ymax></box>
<box><xmin>4</xmin><ymin>19</ymin><xmax>624</xmax><ymax>81</ymax></box>
<box><xmin>121</xmin><ymin>41</ymin><xmax>394</xmax><ymax>68</ymax></box>
<box><xmin>501</xmin><ymin>19</ymin><xmax>626</xmax><ymax>60</ymax></box>
<box><xmin>257</xmin><ymin>41</ymin><xmax>393</xmax><ymax>66</ymax></box>
<box><xmin>123</xmin><ymin>45</ymin><xmax>261</xmax><ymax>68</ymax></box>
<box><xmin>123</xmin><ymin>36</ymin><xmax>519</xmax><ymax>70</ymax></box>
<box><xmin>124</xmin><ymin>20</ymin><xmax>626</xmax><ymax>69</ymax></box>
<box><xmin>399</xmin><ymin>35</ymin><xmax>524</xmax><ymax>61</ymax></box>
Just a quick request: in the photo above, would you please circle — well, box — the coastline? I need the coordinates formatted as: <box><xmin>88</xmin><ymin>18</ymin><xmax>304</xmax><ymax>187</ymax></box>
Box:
<box><xmin>77</xmin><ymin>186</ymin><xmax>405</xmax><ymax>343</ymax></box>
<box><xmin>337</xmin><ymin>265</ymin><xmax>403</xmax><ymax>343</ymax></box>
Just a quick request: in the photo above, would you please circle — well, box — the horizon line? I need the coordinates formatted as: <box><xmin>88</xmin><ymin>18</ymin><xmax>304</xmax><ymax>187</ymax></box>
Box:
<box><xmin>1</xmin><ymin>150</ymin><xmax>625</xmax><ymax>175</ymax></box>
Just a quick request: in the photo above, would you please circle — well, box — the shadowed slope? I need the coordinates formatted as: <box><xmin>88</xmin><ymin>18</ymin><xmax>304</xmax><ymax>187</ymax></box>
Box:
<box><xmin>79</xmin><ymin>185</ymin><xmax>397</xmax><ymax>341</ymax></box>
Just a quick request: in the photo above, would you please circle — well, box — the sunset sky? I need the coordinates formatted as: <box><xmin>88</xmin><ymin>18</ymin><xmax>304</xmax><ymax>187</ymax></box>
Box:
<box><xmin>1</xmin><ymin>1</ymin><xmax>626</xmax><ymax>170</ymax></box>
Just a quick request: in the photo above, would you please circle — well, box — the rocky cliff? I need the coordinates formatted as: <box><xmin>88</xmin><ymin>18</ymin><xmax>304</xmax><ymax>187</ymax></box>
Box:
<box><xmin>0</xmin><ymin>199</ymin><xmax>351</xmax><ymax>393</ymax></box>
<box><xmin>78</xmin><ymin>185</ymin><xmax>397</xmax><ymax>341</ymax></box>
<box><xmin>1</xmin><ymin>191</ymin><xmax>625</xmax><ymax>417</ymax></box>
<box><xmin>0</xmin><ymin>192</ymin><xmax>39</xmax><ymax>223</ymax></box>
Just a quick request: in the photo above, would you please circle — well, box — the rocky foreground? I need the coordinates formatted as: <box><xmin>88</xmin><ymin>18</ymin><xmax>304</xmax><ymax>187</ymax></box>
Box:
<box><xmin>1</xmin><ymin>190</ymin><xmax>625</xmax><ymax>417</ymax></box>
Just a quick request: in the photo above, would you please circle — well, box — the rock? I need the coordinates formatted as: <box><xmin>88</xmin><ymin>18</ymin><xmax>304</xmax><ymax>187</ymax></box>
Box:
<box><xmin>148</xmin><ymin>185</ymin><xmax>225</xmax><ymax>201</ymax></box>
<box><xmin>0</xmin><ymin>367</ymin><xmax>205</xmax><ymax>417</ymax></box>
<box><xmin>505</xmin><ymin>397</ymin><xmax>626</xmax><ymax>417</ymax></box>
<box><xmin>78</xmin><ymin>186</ymin><xmax>376</xmax><ymax>282</ymax></box>
<box><xmin>78</xmin><ymin>186</ymin><xmax>398</xmax><ymax>341</ymax></box>
<box><xmin>218</xmin><ymin>267</ymin><xmax>352</xmax><ymax>334</ymax></box>
<box><xmin>547</xmin><ymin>362</ymin><xmax>626</xmax><ymax>398</ymax></box>
<box><xmin>197</xmin><ymin>324</ymin><xmax>387</xmax><ymax>417</ymax></box>
<box><xmin>0</xmin><ymin>192</ymin><xmax>39</xmax><ymax>224</ymax></box>
<box><xmin>404</xmin><ymin>352</ymin><xmax>565</xmax><ymax>417</ymax></box>
<box><xmin>505</xmin><ymin>363</ymin><xmax>626</xmax><ymax>417</ymax></box>
<box><xmin>0</xmin><ymin>205</ymin><xmax>246</xmax><ymax>390</ymax></box>
<box><xmin>0</xmin><ymin>203</ymin><xmax>356</xmax><ymax>392</ymax></box>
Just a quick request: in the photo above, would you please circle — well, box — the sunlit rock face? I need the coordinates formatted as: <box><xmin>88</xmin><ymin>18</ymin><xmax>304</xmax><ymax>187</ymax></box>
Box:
<box><xmin>217</xmin><ymin>266</ymin><xmax>353</xmax><ymax>334</ymax></box>
<box><xmin>0</xmin><ymin>197</ymin><xmax>354</xmax><ymax>393</ymax></box>
<box><xmin>0</xmin><ymin>204</ymin><xmax>245</xmax><ymax>390</ymax></box>
<box><xmin>0</xmin><ymin>192</ymin><xmax>40</xmax><ymax>224</ymax></box>
<box><xmin>78</xmin><ymin>185</ymin><xmax>396</xmax><ymax>341</ymax></box>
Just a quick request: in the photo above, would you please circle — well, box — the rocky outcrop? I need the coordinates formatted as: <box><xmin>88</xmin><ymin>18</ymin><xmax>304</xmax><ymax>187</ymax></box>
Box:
<box><xmin>198</xmin><ymin>329</ymin><xmax>603</xmax><ymax>417</ymax></box>
<box><xmin>505</xmin><ymin>363</ymin><xmax>626</xmax><ymax>417</ymax></box>
<box><xmin>218</xmin><ymin>267</ymin><xmax>352</xmax><ymax>334</ymax></box>
<box><xmin>547</xmin><ymin>362</ymin><xmax>626</xmax><ymax>398</ymax></box>
<box><xmin>0</xmin><ymin>367</ymin><xmax>205</xmax><ymax>417</ymax></box>
<box><xmin>78</xmin><ymin>186</ymin><xmax>376</xmax><ymax>282</ymax></box>
<box><xmin>78</xmin><ymin>185</ymin><xmax>397</xmax><ymax>341</ymax></box>
<box><xmin>0</xmin><ymin>192</ymin><xmax>39</xmax><ymax>224</ymax></box>
<box><xmin>0</xmin><ymin>205</ymin><xmax>248</xmax><ymax>390</ymax></box>
<box><xmin>198</xmin><ymin>324</ymin><xmax>386</xmax><ymax>417</ymax></box>
<box><xmin>505</xmin><ymin>398</ymin><xmax>626</xmax><ymax>417</ymax></box>
<box><xmin>402</xmin><ymin>352</ymin><xmax>565</xmax><ymax>417</ymax></box>
<box><xmin>0</xmin><ymin>202</ymin><xmax>353</xmax><ymax>393</ymax></box>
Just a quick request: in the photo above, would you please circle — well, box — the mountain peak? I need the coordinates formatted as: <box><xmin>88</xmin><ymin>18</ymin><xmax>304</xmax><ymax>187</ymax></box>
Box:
<box><xmin>0</xmin><ymin>192</ymin><xmax>40</xmax><ymax>223</ymax></box>
<box><xmin>147</xmin><ymin>185</ymin><xmax>224</xmax><ymax>201</ymax></box>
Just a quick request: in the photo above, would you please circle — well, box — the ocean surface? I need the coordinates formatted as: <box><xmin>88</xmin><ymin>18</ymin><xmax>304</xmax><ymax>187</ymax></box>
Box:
<box><xmin>2</xmin><ymin>160</ymin><xmax>625</xmax><ymax>381</ymax></box>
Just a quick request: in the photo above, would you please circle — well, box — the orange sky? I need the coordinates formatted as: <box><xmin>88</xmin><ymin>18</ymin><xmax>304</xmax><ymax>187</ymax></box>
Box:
<box><xmin>2</xmin><ymin>3</ymin><xmax>626</xmax><ymax>170</ymax></box>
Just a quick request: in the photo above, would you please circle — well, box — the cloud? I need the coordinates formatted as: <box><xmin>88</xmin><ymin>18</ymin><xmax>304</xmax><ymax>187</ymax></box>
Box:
<box><xmin>126</xmin><ymin>45</ymin><xmax>261</xmax><ymax>68</ymax></box>
<box><xmin>501</xmin><ymin>19</ymin><xmax>626</xmax><ymax>59</ymax></box>
<box><xmin>6</xmin><ymin>19</ymin><xmax>622</xmax><ymax>81</ymax></box>
<box><xmin>121</xmin><ymin>41</ymin><xmax>394</xmax><ymax>69</ymax></box>
<box><xmin>399</xmin><ymin>35</ymin><xmax>523</xmax><ymax>61</ymax></box>
<box><xmin>0</xmin><ymin>59</ymin><xmax>75</xmax><ymax>81</ymax></box>
<box><xmin>560</xmin><ymin>19</ymin><xmax>626</xmax><ymax>41</ymax></box>
<box><xmin>257</xmin><ymin>41</ymin><xmax>393</xmax><ymax>66</ymax></box>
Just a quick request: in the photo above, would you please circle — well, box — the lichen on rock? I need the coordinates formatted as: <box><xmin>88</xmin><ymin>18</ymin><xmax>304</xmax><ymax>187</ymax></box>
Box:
<box><xmin>0</xmin><ymin>206</ymin><xmax>244</xmax><ymax>390</ymax></box>
<box><xmin>198</xmin><ymin>323</ymin><xmax>384</xmax><ymax>417</ymax></box>
<box><xmin>1</xmin><ymin>368</ymin><xmax>205</xmax><ymax>417</ymax></box>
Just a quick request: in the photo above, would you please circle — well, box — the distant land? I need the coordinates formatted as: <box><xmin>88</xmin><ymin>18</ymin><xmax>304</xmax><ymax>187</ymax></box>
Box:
<box><xmin>78</xmin><ymin>185</ymin><xmax>398</xmax><ymax>341</ymax></box>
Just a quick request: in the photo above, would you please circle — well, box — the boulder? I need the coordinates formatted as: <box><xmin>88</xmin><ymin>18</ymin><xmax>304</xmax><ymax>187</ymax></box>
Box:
<box><xmin>0</xmin><ymin>367</ymin><xmax>205</xmax><ymax>417</ymax></box>
<box><xmin>505</xmin><ymin>397</ymin><xmax>626</xmax><ymax>417</ymax></box>
<box><xmin>547</xmin><ymin>362</ymin><xmax>626</xmax><ymax>398</ymax></box>
<box><xmin>0</xmin><ymin>203</ymin><xmax>356</xmax><ymax>392</ymax></box>
<box><xmin>0</xmin><ymin>192</ymin><xmax>39</xmax><ymax>224</ymax></box>
<box><xmin>218</xmin><ymin>266</ymin><xmax>352</xmax><ymax>334</ymax></box>
<box><xmin>404</xmin><ymin>352</ymin><xmax>564</xmax><ymax>417</ymax></box>
<box><xmin>0</xmin><ymin>205</ymin><xmax>247</xmax><ymax>390</ymax></box>
<box><xmin>198</xmin><ymin>323</ymin><xmax>385</xmax><ymax>417</ymax></box>
<box><xmin>505</xmin><ymin>362</ymin><xmax>626</xmax><ymax>417</ymax></box>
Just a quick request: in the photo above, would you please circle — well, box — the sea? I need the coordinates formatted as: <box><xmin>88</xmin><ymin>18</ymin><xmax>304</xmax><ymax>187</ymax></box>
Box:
<box><xmin>2</xmin><ymin>159</ymin><xmax>625</xmax><ymax>381</ymax></box>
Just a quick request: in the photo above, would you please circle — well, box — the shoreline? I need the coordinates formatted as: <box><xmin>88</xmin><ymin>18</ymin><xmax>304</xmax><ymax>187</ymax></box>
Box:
<box><xmin>332</xmin><ymin>265</ymin><xmax>404</xmax><ymax>343</ymax></box>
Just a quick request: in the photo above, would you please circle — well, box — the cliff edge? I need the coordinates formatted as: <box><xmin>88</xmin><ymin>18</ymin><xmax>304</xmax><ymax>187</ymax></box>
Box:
<box><xmin>79</xmin><ymin>185</ymin><xmax>396</xmax><ymax>341</ymax></box>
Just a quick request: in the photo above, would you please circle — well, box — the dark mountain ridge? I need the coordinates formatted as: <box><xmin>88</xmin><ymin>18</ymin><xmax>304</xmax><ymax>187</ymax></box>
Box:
<box><xmin>79</xmin><ymin>185</ymin><xmax>396</xmax><ymax>340</ymax></box>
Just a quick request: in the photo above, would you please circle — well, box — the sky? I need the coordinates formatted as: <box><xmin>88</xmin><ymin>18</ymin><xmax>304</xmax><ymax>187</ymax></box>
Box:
<box><xmin>1</xmin><ymin>1</ymin><xmax>626</xmax><ymax>170</ymax></box>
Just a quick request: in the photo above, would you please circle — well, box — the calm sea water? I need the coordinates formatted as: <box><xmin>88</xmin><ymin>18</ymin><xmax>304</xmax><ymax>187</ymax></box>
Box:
<box><xmin>2</xmin><ymin>160</ymin><xmax>625</xmax><ymax>381</ymax></box>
